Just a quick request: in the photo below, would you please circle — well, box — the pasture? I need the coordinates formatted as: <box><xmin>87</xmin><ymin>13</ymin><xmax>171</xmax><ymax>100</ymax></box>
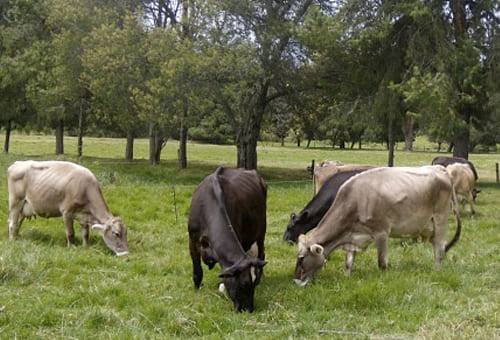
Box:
<box><xmin>0</xmin><ymin>134</ymin><xmax>498</xmax><ymax>338</ymax></box>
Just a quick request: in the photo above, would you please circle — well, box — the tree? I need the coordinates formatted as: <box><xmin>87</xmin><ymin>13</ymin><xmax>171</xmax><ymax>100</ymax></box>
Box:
<box><xmin>209</xmin><ymin>0</ymin><xmax>321</xmax><ymax>169</ymax></box>
<box><xmin>82</xmin><ymin>12</ymin><xmax>147</xmax><ymax>161</ymax></box>
<box><xmin>0</xmin><ymin>0</ymin><xmax>46</xmax><ymax>153</ymax></box>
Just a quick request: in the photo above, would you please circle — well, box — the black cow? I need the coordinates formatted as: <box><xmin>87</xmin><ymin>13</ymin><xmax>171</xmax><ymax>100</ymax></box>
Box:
<box><xmin>431</xmin><ymin>156</ymin><xmax>480</xmax><ymax>201</ymax></box>
<box><xmin>283</xmin><ymin>169</ymin><xmax>367</xmax><ymax>244</ymax></box>
<box><xmin>188</xmin><ymin>167</ymin><xmax>267</xmax><ymax>312</ymax></box>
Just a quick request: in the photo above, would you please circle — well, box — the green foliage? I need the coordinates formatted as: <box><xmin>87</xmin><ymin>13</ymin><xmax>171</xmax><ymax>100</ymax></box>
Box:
<box><xmin>82</xmin><ymin>11</ymin><xmax>147</xmax><ymax>135</ymax></box>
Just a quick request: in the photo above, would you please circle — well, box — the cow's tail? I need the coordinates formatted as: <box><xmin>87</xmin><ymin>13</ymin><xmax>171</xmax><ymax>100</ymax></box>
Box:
<box><xmin>445</xmin><ymin>184</ymin><xmax>462</xmax><ymax>252</ymax></box>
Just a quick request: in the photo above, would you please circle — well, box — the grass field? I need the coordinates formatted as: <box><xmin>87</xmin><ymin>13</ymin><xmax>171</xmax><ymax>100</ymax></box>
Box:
<box><xmin>0</xmin><ymin>134</ymin><xmax>498</xmax><ymax>338</ymax></box>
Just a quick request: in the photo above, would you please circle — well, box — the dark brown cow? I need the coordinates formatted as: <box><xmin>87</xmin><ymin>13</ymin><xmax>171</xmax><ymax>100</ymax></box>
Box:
<box><xmin>188</xmin><ymin>167</ymin><xmax>267</xmax><ymax>312</ymax></box>
<box><xmin>283</xmin><ymin>169</ymin><xmax>369</xmax><ymax>244</ymax></box>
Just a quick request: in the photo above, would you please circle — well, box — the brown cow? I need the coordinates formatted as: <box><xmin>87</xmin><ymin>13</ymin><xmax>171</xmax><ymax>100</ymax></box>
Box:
<box><xmin>294</xmin><ymin>166</ymin><xmax>461</xmax><ymax>286</ymax></box>
<box><xmin>7</xmin><ymin>161</ymin><xmax>129</xmax><ymax>256</ymax></box>
<box><xmin>188</xmin><ymin>167</ymin><xmax>267</xmax><ymax>312</ymax></box>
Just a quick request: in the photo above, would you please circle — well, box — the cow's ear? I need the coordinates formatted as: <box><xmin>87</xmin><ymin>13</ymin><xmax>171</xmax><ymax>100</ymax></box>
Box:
<box><xmin>290</xmin><ymin>212</ymin><xmax>296</xmax><ymax>222</ymax></box>
<box><xmin>91</xmin><ymin>224</ymin><xmax>106</xmax><ymax>233</ymax></box>
<box><xmin>310</xmin><ymin>244</ymin><xmax>324</xmax><ymax>256</ymax></box>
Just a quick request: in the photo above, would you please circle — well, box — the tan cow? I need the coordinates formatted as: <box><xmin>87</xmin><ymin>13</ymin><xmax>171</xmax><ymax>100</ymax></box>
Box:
<box><xmin>446</xmin><ymin>163</ymin><xmax>476</xmax><ymax>214</ymax></box>
<box><xmin>313</xmin><ymin>161</ymin><xmax>374</xmax><ymax>194</ymax></box>
<box><xmin>294</xmin><ymin>166</ymin><xmax>461</xmax><ymax>286</ymax></box>
<box><xmin>7</xmin><ymin>160</ymin><xmax>129</xmax><ymax>256</ymax></box>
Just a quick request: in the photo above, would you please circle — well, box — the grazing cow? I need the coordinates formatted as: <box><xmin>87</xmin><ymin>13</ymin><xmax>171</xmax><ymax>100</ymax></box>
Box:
<box><xmin>313</xmin><ymin>163</ymin><xmax>374</xmax><ymax>194</ymax></box>
<box><xmin>283</xmin><ymin>169</ymin><xmax>368</xmax><ymax>244</ymax></box>
<box><xmin>431</xmin><ymin>156</ymin><xmax>480</xmax><ymax>201</ymax></box>
<box><xmin>7</xmin><ymin>161</ymin><xmax>129</xmax><ymax>256</ymax></box>
<box><xmin>188</xmin><ymin>167</ymin><xmax>267</xmax><ymax>312</ymax></box>
<box><xmin>446</xmin><ymin>163</ymin><xmax>476</xmax><ymax>214</ymax></box>
<box><xmin>294</xmin><ymin>166</ymin><xmax>461</xmax><ymax>286</ymax></box>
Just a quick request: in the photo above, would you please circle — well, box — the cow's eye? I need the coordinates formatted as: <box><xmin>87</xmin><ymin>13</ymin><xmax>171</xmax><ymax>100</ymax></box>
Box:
<box><xmin>113</xmin><ymin>231</ymin><xmax>120</xmax><ymax>237</ymax></box>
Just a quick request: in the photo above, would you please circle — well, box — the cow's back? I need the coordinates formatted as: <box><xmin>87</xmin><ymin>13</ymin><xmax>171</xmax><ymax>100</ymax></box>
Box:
<box><xmin>322</xmin><ymin>166</ymin><xmax>452</xmax><ymax>237</ymax></box>
<box><xmin>432</xmin><ymin>156</ymin><xmax>478</xmax><ymax>180</ymax></box>
<box><xmin>218</xmin><ymin>169</ymin><xmax>267</xmax><ymax>250</ymax></box>
<box><xmin>9</xmin><ymin>161</ymin><xmax>99</xmax><ymax>217</ymax></box>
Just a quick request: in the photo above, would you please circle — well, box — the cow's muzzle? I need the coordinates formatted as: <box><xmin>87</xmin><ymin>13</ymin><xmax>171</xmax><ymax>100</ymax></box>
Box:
<box><xmin>293</xmin><ymin>278</ymin><xmax>309</xmax><ymax>287</ymax></box>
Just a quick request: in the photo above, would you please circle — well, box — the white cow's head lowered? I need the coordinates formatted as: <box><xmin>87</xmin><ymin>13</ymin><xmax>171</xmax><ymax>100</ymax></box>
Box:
<box><xmin>92</xmin><ymin>217</ymin><xmax>129</xmax><ymax>256</ymax></box>
<box><xmin>294</xmin><ymin>234</ymin><xmax>326</xmax><ymax>286</ymax></box>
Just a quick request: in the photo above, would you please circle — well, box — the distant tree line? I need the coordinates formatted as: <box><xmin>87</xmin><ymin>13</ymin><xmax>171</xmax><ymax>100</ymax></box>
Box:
<box><xmin>1</xmin><ymin>0</ymin><xmax>499</xmax><ymax>168</ymax></box>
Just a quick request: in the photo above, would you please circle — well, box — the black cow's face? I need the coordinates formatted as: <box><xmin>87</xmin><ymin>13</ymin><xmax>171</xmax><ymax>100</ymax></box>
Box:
<box><xmin>293</xmin><ymin>235</ymin><xmax>325</xmax><ymax>286</ymax></box>
<box><xmin>283</xmin><ymin>212</ymin><xmax>308</xmax><ymax>244</ymax></box>
<box><xmin>219</xmin><ymin>258</ymin><xmax>266</xmax><ymax>312</ymax></box>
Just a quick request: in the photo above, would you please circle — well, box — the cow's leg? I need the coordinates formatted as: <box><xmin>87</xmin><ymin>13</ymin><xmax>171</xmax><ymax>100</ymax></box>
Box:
<box><xmin>344</xmin><ymin>250</ymin><xmax>356</xmax><ymax>276</ymax></box>
<box><xmin>81</xmin><ymin>223</ymin><xmax>90</xmax><ymax>247</ymax></box>
<box><xmin>255</xmin><ymin>238</ymin><xmax>265</xmax><ymax>284</ymax></box>
<box><xmin>8</xmin><ymin>201</ymin><xmax>24</xmax><ymax>240</ymax></box>
<box><xmin>432</xmin><ymin>214</ymin><xmax>448</xmax><ymax>269</ymax></box>
<box><xmin>189</xmin><ymin>237</ymin><xmax>203</xmax><ymax>289</ymax></box>
<box><xmin>375</xmin><ymin>234</ymin><xmax>389</xmax><ymax>270</ymax></box>
<box><xmin>467</xmin><ymin>192</ymin><xmax>475</xmax><ymax>215</ymax></box>
<box><xmin>63</xmin><ymin>214</ymin><xmax>76</xmax><ymax>246</ymax></box>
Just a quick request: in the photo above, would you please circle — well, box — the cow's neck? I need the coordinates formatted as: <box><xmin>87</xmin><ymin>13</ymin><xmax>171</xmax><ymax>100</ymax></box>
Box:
<box><xmin>205</xmin><ymin>202</ymin><xmax>246</xmax><ymax>268</ymax></box>
<box><xmin>87</xmin><ymin>187</ymin><xmax>113</xmax><ymax>224</ymax></box>
<box><xmin>309</xmin><ymin>209</ymin><xmax>351</xmax><ymax>257</ymax></box>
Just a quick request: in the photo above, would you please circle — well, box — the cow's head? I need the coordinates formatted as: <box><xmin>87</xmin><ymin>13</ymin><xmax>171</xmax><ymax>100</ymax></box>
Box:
<box><xmin>92</xmin><ymin>217</ymin><xmax>129</xmax><ymax>256</ymax></box>
<box><xmin>283</xmin><ymin>212</ymin><xmax>308</xmax><ymax>244</ymax></box>
<box><xmin>472</xmin><ymin>188</ymin><xmax>481</xmax><ymax>202</ymax></box>
<box><xmin>219</xmin><ymin>257</ymin><xmax>266</xmax><ymax>312</ymax></box>
<box><xmin>293</xmin><ymin>234</ymin><xmax>325</xmax><ymax>286</ymax></box>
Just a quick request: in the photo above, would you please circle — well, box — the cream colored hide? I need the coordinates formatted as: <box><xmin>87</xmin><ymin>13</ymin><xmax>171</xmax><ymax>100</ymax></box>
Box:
<box><xmin>7</xmin><ymin>160</ymin><xmax>129</xmax><ymax>256</ymax></box>
<box><xmin>446</xmin><ymin>163</ymin><xmax>476</xmax><ymax>215</ymax></box>
<box><xmin>294</xmin><ymin>166</ymin><xmax>462</xmax><ymax>285</ymax></box>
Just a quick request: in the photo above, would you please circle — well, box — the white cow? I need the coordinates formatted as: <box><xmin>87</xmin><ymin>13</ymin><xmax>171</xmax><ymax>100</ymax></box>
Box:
<box><xmin>294</xmin><ymin>166</ymin><xmax>461</xmax><ymax>286</ymax></box>
<box><xmin>7</xmin><ymin>160</ymin><xmax>129</xmax><ymax>255</ymax></box>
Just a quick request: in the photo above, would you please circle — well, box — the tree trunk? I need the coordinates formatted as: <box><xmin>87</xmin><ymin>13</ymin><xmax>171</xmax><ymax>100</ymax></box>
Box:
<box><xmin>125</xmin><ymin>130</ymin><xmax>134</xmax><ymax>161</ymax></box>
<box><xmin>281</xmin><ymin>137</ymin><xmax>285</xmax><ymax>147</ymax></box>
<box><xmin>55</xmin><ymin>119</ymin><xmax>64</xmax><ymax>155</ymax></box>
<box><xmin>437</xmin><ymin>142</ymin><xmax>442</xmax><ymax>152</ymax></box>
<box><xmin>306</xmin><ymin>139</ymin><xmax>311</xmax><ymax>148</ymax></box>
<box><xmin>77</xmin><ymin>105</ymin><xmax>85</xmax><ymax>158</ymax></box>
<box><xmin>149</xmin><ymin>122</ymin><xmax>165</xmax><ymax>165</ymax></box>
<box><xmin>453</xmin><ymin>127</ymin><xmax>469</xmax><ymax>159</ymax></box>
<box><xmin>236</xmin><ymin>103</ymin><xmax>264</xmax><ymax>170</ymax></box>
<box><xmin>4</xmin><ymin>119</ymin><xmax>12</xmax><ymax>153</ymax></box>
<box><xmin>402</xmin><ymin>114</ymin><xmax>415</xmax><ymax>151</ymax></box>
<box><xmin>339</xmin><ymin>140</ymin><xmax>345</xmax><ymax>149</ymax></box>
<box><xmin>447</xmin><ymin>142</ymin><xmax>454</xmax><ymax>153</ymax></box>
<box><xmin>297</xmin><ymin>137</ymin><xmax>301</xmax><ymax>147</ymax></box>
<box><xmin>237</xmin><ymin>130</ymin><xmax>259</xmax><ymax>170</ymax></box>
<box><xmin>179</xmin><ymin>125</ymin><xmax>188</xmax><ymax>169</ymax></box>
<box><xmin>387</xmin><ymin>118</ymin><xmax>395</xmax><ymax>167</ymax></box>
<box><xmin>358</xmin><ymin>139</ymin><xmax>362</xmax><ymax>149</ymax></box>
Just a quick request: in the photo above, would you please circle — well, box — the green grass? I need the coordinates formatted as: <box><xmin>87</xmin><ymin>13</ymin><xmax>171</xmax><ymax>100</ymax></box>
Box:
<box><xmin>0</xmin><ymin>134</ymin><xmax>499</xmax><ymax>338</ymax></box>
